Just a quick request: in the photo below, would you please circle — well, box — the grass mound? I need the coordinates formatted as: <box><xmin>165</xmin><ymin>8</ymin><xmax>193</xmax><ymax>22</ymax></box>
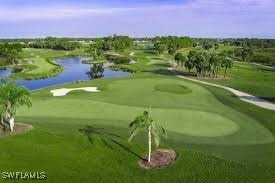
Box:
<box><xmin>154</xmin><ymin>84</ymin><xmax>192</xmax><ymax>94</ymax></box>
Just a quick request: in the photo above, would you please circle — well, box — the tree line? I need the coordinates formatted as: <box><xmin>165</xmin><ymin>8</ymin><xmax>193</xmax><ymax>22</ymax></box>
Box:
<box><xmin>27</xmin><ymin>37</ymin><xmax>82</xmax><ymax>51</ymax></box>
<box><xmin>86</xmin><ymin>35</ymin><xmax>133</xmax><ymax>61</ymax></box>
<box><xmin>223</xmin><ymin>38</ymin><xmax>275</xmax><ymax>48</ymax></box>
<box><xmin>153</xmin><ymin>36</ymin><xmax>193</xmax><ymax>55</ymax></box>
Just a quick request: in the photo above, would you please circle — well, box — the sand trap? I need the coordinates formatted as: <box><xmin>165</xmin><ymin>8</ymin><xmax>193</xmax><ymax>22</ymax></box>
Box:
<box><xmin>129</xmin><ymin>60</ymin><xmax>137</xmax><ymax>64</ymax></box>
<box><xmin>50</xmin><ymin>87</ymin><xmax>100</xmax><ymax>96</ymax></box>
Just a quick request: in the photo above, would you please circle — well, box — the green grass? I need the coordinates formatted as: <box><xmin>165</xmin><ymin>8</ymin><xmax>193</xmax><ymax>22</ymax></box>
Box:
<box><xmin>154</xmin><ymin>83</ymin><xmax>192</xmax><ymax>94</ymax></box>
<box><xmin>26</xmin><ymin>58</ymin><xmax>56</xmax><ymax>74</ymax></box>
<box><xmin>199</xmin><ymin>62</ymin><xmax>275</xmax><ymax>102</ymax></box>
<box><xmin>10</xmin><ymin>57</ymin><xmax>64</xmax><ymax>80</ymax></box>
<box><xmin>82</xmin><ymin>59</ymin><xmax>107</xmax><ymax>64</ymax></box>
<box><xmin>0</xmin><ymin>47</ymin><xmax>275</xmax><ymax>182</ymax></box>
<box><xmin>169</xmin><ymin>45</ymin><xmax>275</xmax><ymax>102</ymax></box>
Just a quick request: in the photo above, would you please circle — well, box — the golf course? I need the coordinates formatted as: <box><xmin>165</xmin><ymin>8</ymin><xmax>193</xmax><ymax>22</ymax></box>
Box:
<box><xmin>0</xmin><ymin>37</ymin><xmax>275</xmax><ymax>182</ymax></box>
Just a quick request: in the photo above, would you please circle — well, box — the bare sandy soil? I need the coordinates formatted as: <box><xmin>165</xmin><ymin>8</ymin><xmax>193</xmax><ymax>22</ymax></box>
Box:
<box><xmin>0</xmin><ymin>123</ymin><xmax>33</xmax><ymax>138</ymax></box>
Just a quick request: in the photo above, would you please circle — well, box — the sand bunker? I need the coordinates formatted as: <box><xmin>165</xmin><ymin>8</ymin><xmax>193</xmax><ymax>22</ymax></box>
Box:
<box><xmin>50</xmin><ymin>87</ymin><xmax>100</xmax><ymax>96</ymax></box>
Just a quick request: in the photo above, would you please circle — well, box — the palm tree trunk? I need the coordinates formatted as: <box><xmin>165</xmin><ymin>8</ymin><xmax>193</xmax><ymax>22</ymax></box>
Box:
<box><xmin>6</xmin><ymin>111</ymin><xmax>14</xmax><ymax>132</ymax></box>
<box><xmin>224</xmin><ymin>68</ymin><xmax>227</xmax><ymax>78</ymax></box>
<box><xmin>9</xmin><ymin>115</ymin><xmax>15</xmax><ymax>132</ymax></box>
<box><xmin>148</xmin><ymin>107</ymin><xmax>152</xmax><ymax>163</ymax></box>
<box><xmin>1</xmin><ymin>115</ymin><xmax>3</xmax><ymax>125</ymax></box>
<box><xmin>148</xmin><ymin>125</ymin><xmax>152</xmax><ymax>163</ymax></box>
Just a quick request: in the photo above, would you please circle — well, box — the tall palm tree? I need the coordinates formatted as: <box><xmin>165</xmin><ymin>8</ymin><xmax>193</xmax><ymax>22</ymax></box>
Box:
<box><xmin>128</xmin><ymin>109</ymin><xmax>166</xmax><ymax>162</ymax></box>
<box><xmin>0</xmin><ymin>79</ymin><xmax>32</xmax><ymax>131</ymax></box>
<box><xmin>221</xmin><ymin>58</ymin><xmax>233</xmax><ymax>78</ymax></box>
<box><xmin>241</xmin><ymin>48</ymin><xmax>253</xmax><ymax>62</ymax></box>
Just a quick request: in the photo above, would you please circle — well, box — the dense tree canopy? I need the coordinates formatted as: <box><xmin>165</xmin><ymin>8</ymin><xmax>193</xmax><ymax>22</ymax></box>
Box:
<box><xmin>0</xmin><ymin>43</ymin><xmax>23</xmax><ymax>65</ymax></box>
<box><xmin>233</xmin><ymin>47</ymin><xmax>254</xmax><ymax>62</ymax></box>
<box><xmin>153</xmin><ymin>36</ymin><xmax>193</xmax><ymax>55</ymax></box>
<box><xmin>86</xmin><ymin>42</ymin><xmax>104</xmax><ymax>60</ymax></box>
<box><xmin>97</xmin><ymin>35</ymin><xmax>134</xmax><ymax>52</ymax></box>
<box><xmin>27</xmin><ymin>37</ymin><xmax>82</xmax><ymax>51</ymax></box>
<box><xmin>223</xmin><ymin>38</ymin><xmax>275</xmax><ymax>48</ymax></box>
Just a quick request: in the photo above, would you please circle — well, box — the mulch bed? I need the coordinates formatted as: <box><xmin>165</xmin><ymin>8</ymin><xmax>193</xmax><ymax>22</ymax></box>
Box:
<box><xmin>0</xmin><ymin>123</ymin><xmax>33</xmax><ymax>138</ymax></box>
<box><xmin>139</xmin><ymin>149</ymin><xmax>177</xmax><ymax>169</ymax></box>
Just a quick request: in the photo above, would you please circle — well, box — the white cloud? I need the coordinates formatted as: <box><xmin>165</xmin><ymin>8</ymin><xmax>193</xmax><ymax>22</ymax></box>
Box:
<box><xmin>0</xmin><ymin>0</ymin><xmax>274</xmax><ymax>21</ymax></box>
<box><xmin>0</xmin><ymin>0</ymin><xmax>274</xmax><ymax>37</ymax></box>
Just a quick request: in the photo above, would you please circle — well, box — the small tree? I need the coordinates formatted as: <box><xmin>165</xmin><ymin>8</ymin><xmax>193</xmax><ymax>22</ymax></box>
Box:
<box><xmin>155</xmin><ymin>43</ymin><xmax>167</xmax><ymax>55</ymax></box>
<box><xmin>202</xmin><ymin>42</ymin><xmax>213</xmax><ymax>51</ymax></box>
<box><xmin>221</xmin><ymin>58</ymin><xmax>233</xmax><ymax>78</ymax></box>
<box><xmin>87</xmin><ymin>64</ymin><xmax>104</xmax><ymax>79</ymax></box>
<box><xmin>0</xmin><ymin>79</ymin><xmax>32</xmax><ymax>131</ymax></box>
<box><xmin>174</xmin><ymin>53</ymin><xmax>183</xmax><ymax>65</ymax></box>
<box><xmin>184</xmin><ymin>59</ymin><xmax>194</xmax><ymax>74</ymax></box>
<box><xmin>214</xmin><ymin>43</ymin><xmax>220</xmax><ymax>50</ymax></box>
<box><xmin>86</xmin><ymin>42</ymin><xmax>104</xmax><ymax>61</ymax></box>
<box><xmin>174</xmin><ymin>52</ymin><xmax>185</xmax><ymax>67</ymax></box>
<box><xmin>128</xmin><ymin>109</ymin><xmax>166</xmax><ymax>162</ymax></box>
<box><xmin>240</xmin><ymin>48</ymin><xmax>253</xmax><ymax>62</ymax></box>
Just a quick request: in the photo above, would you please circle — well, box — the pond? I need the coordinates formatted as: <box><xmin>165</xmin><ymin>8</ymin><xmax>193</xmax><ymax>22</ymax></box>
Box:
<box><xmin>0</xmin><ymin>57</ymin><xmax>130</xmax><ymax>90</ymax></box>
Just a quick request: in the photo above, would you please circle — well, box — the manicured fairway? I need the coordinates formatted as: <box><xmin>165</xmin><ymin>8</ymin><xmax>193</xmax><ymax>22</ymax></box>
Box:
<box><xmin>10</xmin><ymin>48</ymin><xmax>87</xmax><ymax>80</ymax></box>
<box><xmin>146</xmin><ymin>57</ymin><xmax>167</xmax><ymax>65</ymax></box>
<box><xmin>17</xmin><ymin>75</ymin><xmax>273</xmax><ymax>146</ymax></box>
<box><xmin>0</xmin><ymin>49</ymin><xmax>275</xmax><ymax>182</ymax></box>
<box><xmin>25</xmin><ymin>58</ymin><xmax>56</xmax><ymax>74</ymax></box>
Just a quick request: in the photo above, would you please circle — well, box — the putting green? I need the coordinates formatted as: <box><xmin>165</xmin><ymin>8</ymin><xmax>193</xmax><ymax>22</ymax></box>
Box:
<box><xmin>162</xmin><ymin>109</ymin><xmax>239</xmax><ymax>137</ymax></box>
<box><xmin>154</xmin><ymin>84</ymin><xmax>192</xmax><ymax>94</ymax></box>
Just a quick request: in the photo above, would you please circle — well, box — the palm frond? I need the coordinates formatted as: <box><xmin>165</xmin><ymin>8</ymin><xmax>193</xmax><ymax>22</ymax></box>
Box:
<box><xmin>128</xmin><ymin>127</ymin><xmax>140</xmax><ymax>142</ymax></box>
<box><xmin>151</xmin><ymin>121</ymin><xmax>167</xmax><ymax>147</ymax></box>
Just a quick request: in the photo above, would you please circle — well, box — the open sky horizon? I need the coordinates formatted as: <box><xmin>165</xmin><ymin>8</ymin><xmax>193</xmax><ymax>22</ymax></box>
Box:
<box><xmin>0</xmin><ymin>0</ymin><xmax>275</xmax><ymax>38</ymax></box>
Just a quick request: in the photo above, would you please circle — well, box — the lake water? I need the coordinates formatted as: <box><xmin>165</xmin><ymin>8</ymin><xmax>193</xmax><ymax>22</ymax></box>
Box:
<box><xmin>0</xmin><ymin>57</ymin><xmax>130</xmax><ymax>90</ymax></box>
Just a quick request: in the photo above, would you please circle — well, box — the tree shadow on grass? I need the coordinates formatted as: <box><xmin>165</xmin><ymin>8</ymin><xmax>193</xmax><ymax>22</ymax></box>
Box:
<box><xmin>142</xmin><ymin>67</ymin><xmax>197</xmax><ymax>77</ymax></box>
<box><xmin>79</xmin><ymin>125</ymin><xmax>145</xmax><ymax>160</ymax></box>
<box><xmin>259</xmin><ymin>97</ymin><xmax>275</xmax><ymax>103</ymax></box>
<box><xmin>143</xmin><ymin>69</ymin><xmax>174</xmax><ymax>76</ymax></box>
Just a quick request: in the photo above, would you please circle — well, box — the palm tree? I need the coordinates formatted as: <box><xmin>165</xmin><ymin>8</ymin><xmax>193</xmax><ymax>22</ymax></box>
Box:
<box><xmin>174</xmin><ymin>53</ymin><xmax>183</xmax><ymax>66</ymax></box>
<box><xmin>241</xmin><ymin>48</ymin><xmax>253</xmax><ymax>62</ymax></box>
<box><xmin>0</xmin><ymin>79</ymin><xmax>32</xmax><ymax>131</ymax></box>
<box><xmin>184</xmin><ymin>59</ymin><xmax>194</xmax><ymax>74</ymax></box>
<box><xmin>221</xmin><ymin>58</ymin><xmax>233</xmax><ymax>78</ymax></box>
<box><xmin>128</xmin><ymin>109</ymin><xmax>166</xmax><ymax>162</ymax></box>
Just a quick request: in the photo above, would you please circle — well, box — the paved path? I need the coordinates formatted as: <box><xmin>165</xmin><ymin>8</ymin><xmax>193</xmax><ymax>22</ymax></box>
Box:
<box><xmin>168</xmin><ymin>67</ymin><xmax>275</xmax><ymax>111</ymax></box>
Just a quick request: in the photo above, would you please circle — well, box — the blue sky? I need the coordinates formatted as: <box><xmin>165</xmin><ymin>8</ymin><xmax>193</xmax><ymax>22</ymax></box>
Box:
<box><xmin>0</xmin><ymin>0</ymin><xmax>275</xmax><ymax>38</ymax></box>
